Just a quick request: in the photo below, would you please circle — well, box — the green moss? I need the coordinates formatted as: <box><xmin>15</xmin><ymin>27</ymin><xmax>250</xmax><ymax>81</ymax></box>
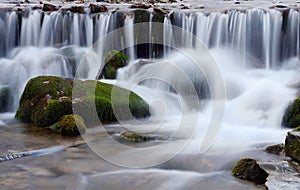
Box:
<box><xmin>231</xmin><ymin>158</ymin><xmax>268</xmax><ymax>185</ymax></box>
<box><xmin>120</xmin><ymin>130</ymin><xmax>155</xmax><ymax>142</ymax></box>
<box><xmin>31</xmin><ymin>98</ymin><xmax>73</xmax><ymax>127</ymax></box>
<box><xmin>285</xmin><ymin>134</ymin><xmax>300</xmax><ymax>163</ymax></box>
<box><xmin>102</xmin><ymin>50</ymin><xmax>127</xmax><ymax>79</ymax></box>
<box><xmin>293</xmin><ymin>126</ymin><xmax>300</xmax><ymax>132</ymax></box>
<box><xmin>0</xmin><ymin>86</ymin><xmax>12</xmax><ymax>112</ymax></box>
<box><xmin>19</xmin><ymin>76</ymin><xmax>72</xmax><ymax>103</ymax></box>
<box><xmin>50</xmin><ymin>114</ymin><xmax>86</xmax><ymax>136</ymax></box>
<box><xmin>16</xmin><ymin>76</ymin><xmax>150</xmax><ymax>127</ymax></box>
<box><xmin>282</xmin><ymin>98</ymin><xmax>300</xmax><ymax>128</ymax></box>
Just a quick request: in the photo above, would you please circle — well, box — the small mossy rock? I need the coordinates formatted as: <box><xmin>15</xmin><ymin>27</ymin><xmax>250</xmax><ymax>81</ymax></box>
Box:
<box><xmin>15</xmin><ymin>76</ymin><xmax>73</xmax><ymax>126</ymax></box>
<box><xmin>265</xmin><ymin>143</ymin><xmax>284</xmax><ymax>155</ymax></box>
<box><xmin>51</xmin><ymin>114</ymin><xmax>86</xmax><ymax>136</ymax></box>
<box><xmin>282</xmin><ymin>98</ymin><xmax>300</xmax><ymax>128</ymax></box>
<box><xmin>100</xmin><ymin>50</ymin><xmax>127</xmax><ymax>79</ymax></box>
<box><xmin>285</xmin><ymin>131</ymin><xmax>300</xmax><ymax>163</ymax></box>
<box><xmin>232</xmin><ymin>158</ymin><xmax>269</xmax><ymax>184</ymax></box>
<box><xmin>120</xmin><ymin>130</ymin><xmax>158</xmax><ymax>142</ymax></box>
<box><xmin>0</xmin><ymin>86</ymin><xmax>12</xmax><ymax>112</ymax></box>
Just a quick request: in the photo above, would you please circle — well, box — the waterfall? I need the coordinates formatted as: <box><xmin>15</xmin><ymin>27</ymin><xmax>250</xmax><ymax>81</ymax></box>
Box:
<box><xmin>0</xmin><ymin>10</ymin><xmax>113</xmax><ymax>111</ymax></box>
<box><xmin>124</xmin><ymin>14</ymin><xmax>135</xmax><ymax>62</ymax></box>
<box><xmin>0</xmin><ymin>9</ymin><xmax>299</xmax><ymax>113</ymax></box>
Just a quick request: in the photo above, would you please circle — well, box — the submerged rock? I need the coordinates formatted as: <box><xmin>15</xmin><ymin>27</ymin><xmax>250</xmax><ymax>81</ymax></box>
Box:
<box><xmin>120</xmin><ymin>130</ymin><xmax>165</xmax><ymax>142</ymax></box>
<box><xmin>232</xmin><ymin>158</ymin><xmax>269</xmax><ymax>185</ymax></box>
<box><xmin>282</xmin><ymin>98</ymin><xmax>300</xmax><ymax>128</ymax></box>
<box><xmin>265</xmin><ymin>143</ymin><xmax>284</xmax><ymax>155</ymax></box>
<box><xmin>15</xmin><ymin>76</ymin><xmax>150</xmax><ymax>128</ymax></box>
<box><xmin>50</xmin><ymin>114</ymin><xmax>86</xmax><ymax>136</ymax></box>
<box><xmin>285</xmin><ymin>130</ymin><xmax>300</xmax><ymax>163</ymax></box>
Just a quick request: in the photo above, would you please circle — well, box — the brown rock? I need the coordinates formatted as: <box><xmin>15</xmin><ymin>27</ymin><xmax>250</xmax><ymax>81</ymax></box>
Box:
<box><xmin>90</xmin><ymin>3</ymin><xmax>108</xmax><ymax>14</ymax></box>
<box><xmin>42</xmin><ymin>3</ymin><xmax>58</xmax><ymax>11</ymax></box>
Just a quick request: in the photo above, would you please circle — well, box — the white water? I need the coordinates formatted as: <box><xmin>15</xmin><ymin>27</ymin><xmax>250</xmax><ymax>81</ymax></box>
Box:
<box><xmin>0</xmin><ymin>9</ymin><xmax>299</xmax><ymax>188</ymax></box>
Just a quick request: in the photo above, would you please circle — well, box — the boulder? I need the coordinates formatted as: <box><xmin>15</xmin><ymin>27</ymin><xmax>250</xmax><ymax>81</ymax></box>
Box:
<box><xmin>50</xmin><ymin>114</ymin><xmax>86</xmax><ymax>136</ymax></box>
<box><xmin>232</xmin><ymin>158</ymin><xmax>269</xmax><ymax>184</ymax></box>
<box><xmin>265</xmin><ymin>143</ymin><xmax>284</xmax><ymax>155</ymax></box>
<box><xmin>285</xmin><ymin>129</ymin><xmax>300</xmax><ymax>163</ymax></box>
<box><xmin>15</xmin><ymin>76</ymin><xmax>150</xmax><ymax>128</ymax></box>
<box><xmin>282</xmin><ymin>98</ymin><xmax>300</xmax><ymax>128</ymax></box>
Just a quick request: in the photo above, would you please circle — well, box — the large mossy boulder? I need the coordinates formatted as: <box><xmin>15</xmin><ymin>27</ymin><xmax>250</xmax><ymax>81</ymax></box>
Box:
<box><xmin>15</xmin><ymin>76</ymin><xmax>73</xmax><ymax>127</ymax></box>
<box><xmin>100</xmin><ymin>50</ymin><xmax>127</xmax><ymax>79</ymax></box>
<box><xmin>232</xmin><ymin>158</ymin><xmax>269</xmax><ymax>185</ymax></box>
<box><xmin>50</xmin><ymin>114</ymin><xmax>86</xmax><ymax>136</ymax></box>
<box><xmin>282</xmin><ymin>98</ymin><xmax>300</xmax><ymax>128</ymax></box>
<box><xmin>285</xmin><ymin>129</ymin><xmax>300</xmax><ymax>163</ymax></box>
<box><xmin>15</xmin><ymin>76</ymin><xmax>150</xmax><ymax>127</ymax></box>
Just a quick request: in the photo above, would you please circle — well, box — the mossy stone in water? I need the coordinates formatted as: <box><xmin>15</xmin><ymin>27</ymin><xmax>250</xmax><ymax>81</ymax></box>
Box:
<box><xmin>102</xmin><ymin>50</ymin><xmax>127</xmax><ymax>79</ymax></box>
<box><xmin>50</xmin><ymin>114</ymin><xmax>86</xmax><ymax>136</ymax></box>
<box><xmin>285</xmin><ymin>131</ymin><xmax>300</xmax><ymax>163</ymax></box>
<box><xmin>282</xmin><ymin>98</ymin><xmax>300</xmax><ymax>128</ymax></box>
<box><xmin>15</xmin><ymin>76</ymin><xmax>73</xmax><ymax>127</ymax></box>
<box><xmin>0</xmin><ymin>86</ymin><xmax>12</xmax><ymax>112</ymax></box>
<box><xmin>16</xmin><ymin>76</ymin><xmax>150</xmax><ymax>127</ymax></box>
<box><xmin>231</xmin><ymin>158</ymin><xmax>268</xmax><ymax>184</ymax></box>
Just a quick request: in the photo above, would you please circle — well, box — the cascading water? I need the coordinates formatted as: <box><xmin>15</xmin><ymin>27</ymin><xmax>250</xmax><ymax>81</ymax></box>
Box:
<box><xmin>0</xmin><ymin>7</ymin><xmax>299</xmax><ymax>190</ymax></box>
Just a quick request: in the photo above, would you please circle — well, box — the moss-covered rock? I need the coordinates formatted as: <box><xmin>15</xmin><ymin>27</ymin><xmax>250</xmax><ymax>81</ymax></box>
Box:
<box><xmin>100</xmin><ymin>50</ymin><xmax>128</xmax><ymax>79</ymax></box>
<box><xmin>265</xmin><ymin>143</ymin><xmax>284</xmax><ymax>155</ymax></box>
<box><xmin>282</xmin><ymin>98</ymin><xmax>300</xmax><ymax>128</ymax></box>
<box><xmin>232</xmin><ymin>158</ymin><xmax>269</xmax><ymax>185</ymax></box>
<box><xmin>16</xmin><ymin>76</ymin><xmax>150</xmax><ymax>127</ymax></box>
<box><xmin>15</xmin><ymin>76</ymin><xmax>73</xmax><ymax>126</ymax></box>
<box><xmin>0</xmin><ymin>86</ymin><xmax>12</xmax><ymax>112</ymax></box>
<box><xmin>72</xmin><ymin>79</ymin><xmax>150</xmax><ymax>123</ymax></box>
<box><xmin>285</xmin><ymin>131</ymin><xmax>300</xmax><ymax>163</ymax></box>
<box><xmin>50</xmin><ymin>114</ymin><xmax>86</xmax><ymax>136</ymax></box>
<box><xmin>120</xmin><ymin>130</ymin><xmax>164</xmax><ymax>142</ymax></box>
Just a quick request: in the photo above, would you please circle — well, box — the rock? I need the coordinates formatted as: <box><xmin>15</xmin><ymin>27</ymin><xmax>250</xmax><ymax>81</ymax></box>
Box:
<box><xmin>99</xmin><ymin>50</ymin><xmax>128</xmax><ymax>79</ymax></box>
<box><xmin>42</xmin><ymin>3</ymin><xmax>58</xmax><ymax>11</ymax></box>
<box><xmin>50</xmin><ymin>114</ymin><xmax>86</xmax><ymax>136</ymax></box>
<box><xmin>285</xmin><ymin>130</ymin><xmax>300</xmax><ymax>163</ymax></box>
<box><xmin>282</xmin><ymin>98</ymin><xmax>300</xmax><ymax>128</ymax></box>
<box><xmin>265</xmin><ymin>143</ymin><xmax>284</xmax><ymax>155</ymax></box>
<box><xmin>272</xmin><ymin>4</ymin><xmax>288</xmax><ymax>9</ymax></box>
<box><xmin>231</xmin><ymin>158</ymin><xmax>269</xmax><ymax>184</ymax></box>
<box><xmin>70</xmin><ymin>6</ymin><xmax>86</xmax><ymax>14</ymax></box>
<box><xmin>158</xmin><ymin>0</ymin><xmax>169</xmax><ymax>3</ymax></box>
<box><xmin>129</xmin><ymin>3</ymin><xmax>152</xmax><ymax>9</ymax></box>
<box><xmin>0</xmin><ymin>86</ymin><xmax>12</xmax><ymax>112</ymax></box>
<box><xmin>89</xmin><ymin>4</ymin><xmax>108</xmax><ymax>14</ymax></box>
<box><xmin>15</xmin><ymin>76</ymin><xmax>73</xmax><ymax>126</ymax></box>
<box><xmin>153</xmin><ymin>7</ymin><xmax>168</xmax><ymax>14</ymax></box>
<box><xmin>15</xmin><ymin>76</ymin><xmax>150</xmax><ymax>127</ymax></box>
<box><xmin>120</xmin><ymin>130</ymin><xmax>165</xmax><ymax>142</ymax></box>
